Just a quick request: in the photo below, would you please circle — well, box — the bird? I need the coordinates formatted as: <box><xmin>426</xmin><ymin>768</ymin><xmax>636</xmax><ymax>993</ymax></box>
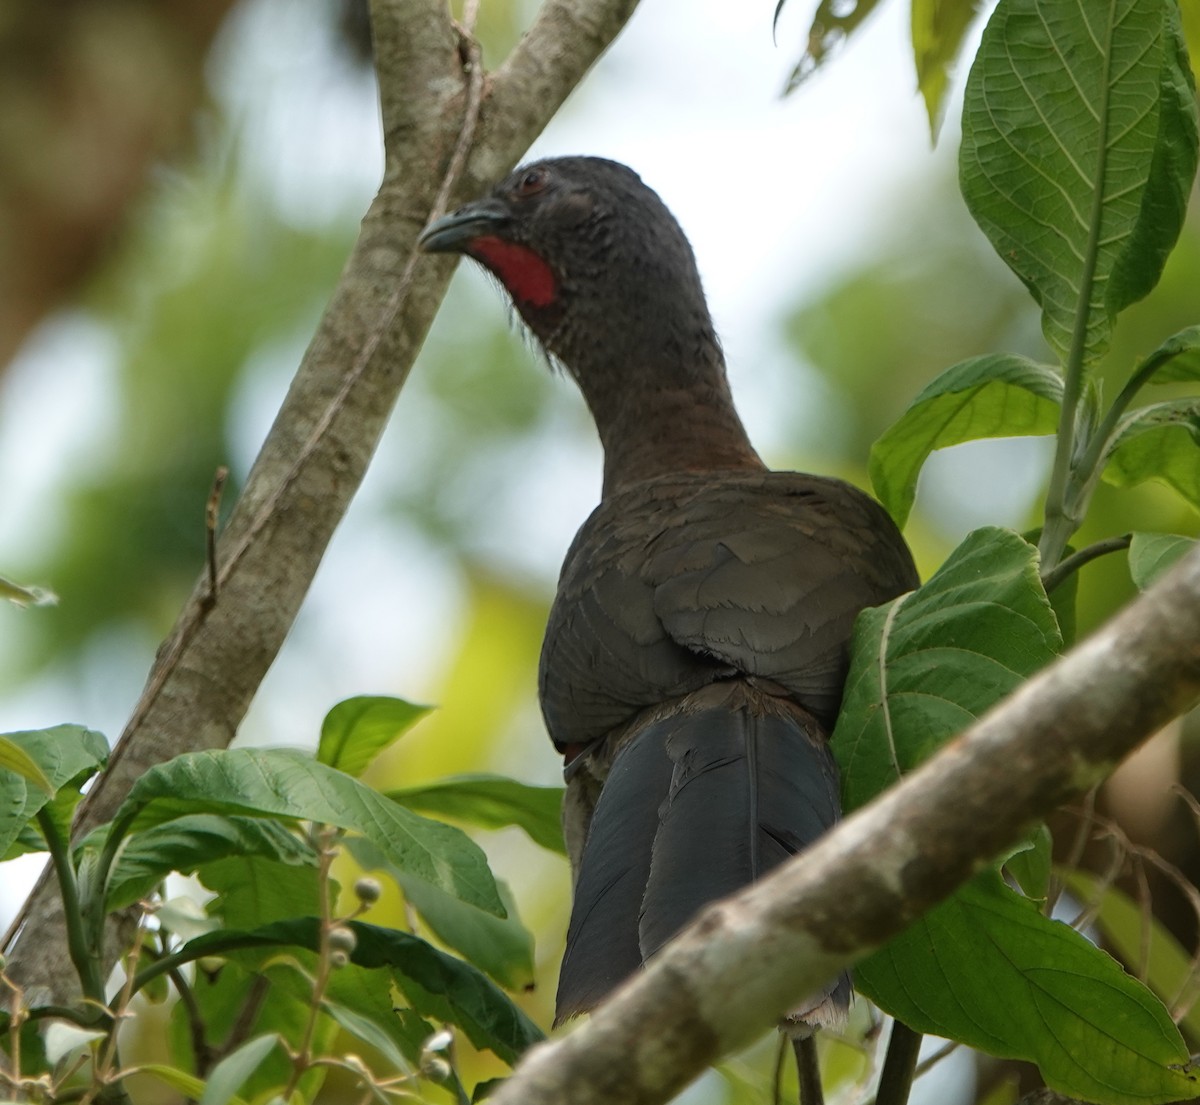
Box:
<box><xmin>419</xmin><ymin>156</ymin><xmax>919</xmax><ymax>1101</ymax></box>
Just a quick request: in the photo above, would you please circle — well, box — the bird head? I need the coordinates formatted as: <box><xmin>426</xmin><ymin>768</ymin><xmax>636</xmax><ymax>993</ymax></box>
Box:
<box><xmin>418</xmin><ymin>157</ymin><xmax>716</xmax><ymax>374</ymax></box>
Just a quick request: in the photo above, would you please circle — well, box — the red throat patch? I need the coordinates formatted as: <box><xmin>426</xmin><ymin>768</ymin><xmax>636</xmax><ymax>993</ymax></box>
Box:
<box><xmin>469</xmin><ymin>236</ymin><xmax>558</xmax><ymax>308</ymax></box>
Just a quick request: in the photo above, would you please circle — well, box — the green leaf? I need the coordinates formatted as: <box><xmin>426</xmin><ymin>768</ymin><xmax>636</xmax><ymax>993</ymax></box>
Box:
<box><xmin>165</xmin><ymin>958</ymin><xmax>328</xmax><ymax>1101</ymax></box>
<box><xmin>104</xmin><ymin>815</ymin><xmax>317</xmax><ymax>910</ymax></box>
<box><xmin>912</xmin><ymin>0</ymin><xmax>984</xmax><ymax>136</ymax></box>
<box><xmin>1139</xmin><ymin>324</ymin><xmax>1200</xmax><ymax>384</ymax></box>
<box><xmin>387</xmin><ymin>774</ymin><xmax>566</xmax><ymax>856</ymax></box>
<box><xmin>859</xmin><ymin>870</ymin><xmax>1196</xmax><ymax>1103</ymax></box>
<box><xmin>113</xmin><ymin>748</ymin><xmax>504</xmax><ymax>915</ymax></box>
<box><xmin>0</xmin><ymin>738</ymin><xmax>54</xmax><ymax>793</ymax></box>
<box><xmin>317</xmin><ymin>695</ymin><xmax>432</xmax><ymax>777</ymax></box>
<box><xmin>1103</xmin><ymin>399</ymin><xmax>1200</xmax><ymax>509</ymax></box>
<box><xmin>1065</xmin><ymin>870</ymin><xmax>1200</xmax><ymax>1047</ymax></box>
<box><xmin>1004</xmin><ymin>823</ymin><xmax>1053</xmax><ymax>903</ymax></box>
<box><xmin>0</xmin><ymin>726</ymin><xmax>108</xmax><ymax>858</ymax></box>
<box><xmin>178</xmin><ymin>918</ymin><xmax>544</xmax><ymax>1066</ymax></box>
<box><xmin>320</xmin><ymin>997</ymin><xmax>414</xmax><ymax>1076</ymax></box>
<box><xmin>199</xmin><ymin>1034</ymin><xmax>281</xmax><ymax>1105</ymax></box>
<box><xmin>1128</xmin><ymin>532</ymin><xmax>1197</xmax><ymax>590</ymax></box>
<box><xmin>780</xmin><ymin>0</ymin><xmax>884</xmax><ymax>92</ymax></box>
<box><xmin>134</xmin><ymin>1065</ymin><xmax>236</xmax><ymax>1105</ymax></box>
<box><xmin>833</xmin><ymin>527</ymin><xmax>1062</xmax><ymax>810</ymax></box>
<box><xmin>200</xmin><ymin>854</ymin><xmax>323</xmax><ymax>930</ymax></box>
<box><xmin>350</xmin><ymin>837</ymin><xmax>534</xmax><ymax>990</ymax></box>
<box><xmin>960</xmin><ymin>0</ymin><xmax>1199</xmax><ymax>364</ymax></box>
<box><xmin>869</xmin><ymin>354</ymin><xmax>1062</xmax><ymax>527</ymax></box>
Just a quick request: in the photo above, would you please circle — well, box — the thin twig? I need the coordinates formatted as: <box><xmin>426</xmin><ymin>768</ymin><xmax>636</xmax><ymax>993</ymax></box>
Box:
<box><xmin>203</xmin><ymin>466</ymin><xmax>229</xmax><ymax>608</ymax></box>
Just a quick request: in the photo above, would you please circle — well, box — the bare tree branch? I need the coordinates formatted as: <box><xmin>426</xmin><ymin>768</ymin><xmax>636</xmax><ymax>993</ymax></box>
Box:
<box><xmin>486</xmin><ymin>547</ymin><xmax>1200</xmax><ymax>1105</ymax></box>
<box><xmin>3</xmin><ymin>0</ymin><xmax>641</xmax><ymax>998</ymax></box>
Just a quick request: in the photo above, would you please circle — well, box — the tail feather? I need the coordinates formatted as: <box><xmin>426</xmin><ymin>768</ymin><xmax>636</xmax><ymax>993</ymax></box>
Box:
<box><xmin>555</xmin><ymin>680</ymin><xmax>850</xmax><ymax>1027</ymax></box>
<box><xmin>555</xmin><ymin>729</ymin><xmax>674</xmax><ymax>1023</ymax></box>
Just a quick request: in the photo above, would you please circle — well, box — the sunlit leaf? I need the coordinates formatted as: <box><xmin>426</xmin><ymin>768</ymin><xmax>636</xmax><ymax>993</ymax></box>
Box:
<box><xmin>0</xmin><ymin>737</ymin><xmax>54</xmax><ymax>793</ymax></box>
<box><xmin>1128</xmin><ymin>532</ymin><xmax>1197</xmax><ymax>590</ymax></box>
<box><xmin>859</xmin><ymin>870</ymin><xmax>1196</xmax><ymax>1103</ymax></box>
<box><xmin>912</xmin><ymin>0</ymin><xmax>984</xmax><ymax>136</ymax></box>
<box><xmin>960</xmin><ymin>0</ymin><xmax>1199</xmax><ymax>364</ymax></box>
<box><xmin>387</xmin><ymin>774</ymin><xmax>565</xmax><ymax>855</ymax></box>
<box><xmin>869</xmin><ymin>354</ymin><xmax>1062</xmax><ymax>527</ymax></box>
<box><xmin>113</xmin><ymin>748</ymin><xmax>504</xmax><ymax>915</ymax></box>
<box><xmin>833</xmin><ymin>527</ymin><xmax>1061</xmax><ymax>810</ymax></box>
<box><xmin>1104</xmin><ymin>399</ymin><xmax>1200</xmax><ymax>509</ymax></box>
<box><xmin>317</xmin><ymin>695</ymin><xmax>432</xmax><ymax>778</ymax></box>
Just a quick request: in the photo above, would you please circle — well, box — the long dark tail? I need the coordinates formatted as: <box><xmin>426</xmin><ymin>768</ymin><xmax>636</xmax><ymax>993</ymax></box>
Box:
<box><xmin>555</xmin><ymin>680</ymin><xmax>850</xmax><ymax>1027</ymax></box>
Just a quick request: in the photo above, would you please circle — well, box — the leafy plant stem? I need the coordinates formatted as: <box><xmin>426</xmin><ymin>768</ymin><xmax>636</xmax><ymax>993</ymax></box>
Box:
<box><xmin>284</xmin><ymin>826</ymin><xmax>340</xmax><ymax>1098</ymax></box>
<box><xmin>1037</xmin><ymin>7</ymin><xmax>1118</xmax><ymax>575</ymax></box>
<box><xmin>36</xmin><ymin>809</ymin><xmax>107</xmax><ymax>1012</ymax></box>
<box><xmin>1042</xmin><ymin>533</ymin><xmax>1133</xmax><ymax>594</ymax></box>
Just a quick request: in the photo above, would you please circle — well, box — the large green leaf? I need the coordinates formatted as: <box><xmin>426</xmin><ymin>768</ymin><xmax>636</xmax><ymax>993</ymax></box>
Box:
<box><xmin>1128</xmin><ymin>532</ymin><xmax>1197</xmax><ymax>590</ymax></box>
<box><xmin>0</xmin><ymin>726</ymin><xmax>108</xmax><ymax>858</ymax></box>
<box><xmin>176</xmin><ymin>918</ymin><xmax>544</xmax><ymax>1067</ymax></box>
<box><xmin>104</xmin><ymin>815</ymin><xmax>316</xmax><ymax>910</ymax></box>
<box><xmin>858</xmin><ymin>870</ymin><xmax>1196</xmax><ymax>1103</ymax></box>
<box><xmin>960</xmin><ymin>0</ymin><xmax>1198</xmax><ymax>364</ymax></box>
<box><xmin>869</xmin><ymin>354</ymin><xmax>1062</xmax><ymax>527</ymax></box>
<box><xmin>387</xmin><ymin>774</ymin><xmax>566</xmax><ymax>856</ymax></box>
<box><xmin>317</xmin><ymin>695</ymin><xmax>431</xmax><ymax>778</ymax></box>
<box><xmin>113</xmin><ymin>749</ymin><xmax>503</xmax><ymax>915</ymax></box>
<box><xmin>1102</xmin><ymin>399</ymin><xmax>1200</xmax><ymax>509</ymax></box>
<box><xmin>833</xmin><ymin>527</ymin><xmax>1062</xmax><ymax>810</ymax></box>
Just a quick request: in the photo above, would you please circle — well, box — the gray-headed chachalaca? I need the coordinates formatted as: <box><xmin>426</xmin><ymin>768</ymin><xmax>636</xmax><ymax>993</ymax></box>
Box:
<box><xmin>420</xmin><ymin>157</ymin><xmax>918</xmax><ymax>1099</ymax></box>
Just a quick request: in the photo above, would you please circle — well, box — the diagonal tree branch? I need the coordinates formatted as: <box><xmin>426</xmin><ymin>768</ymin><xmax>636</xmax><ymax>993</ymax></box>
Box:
<box><xmin>486</xmin><ymin>546</ymin><xmax>1200</xmax><ymax>1105</ymax></box>
<box><xmin>2</xmin><ymin>0</ymin><xmax>641</xmax><ymax>999</ymax></box>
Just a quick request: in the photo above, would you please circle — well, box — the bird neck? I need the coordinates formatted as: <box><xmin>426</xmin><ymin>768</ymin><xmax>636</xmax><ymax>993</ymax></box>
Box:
<box><xmin>567</xmin><ymin>341</ymin><xmax>764</xmax><ymax>498</ymax></box>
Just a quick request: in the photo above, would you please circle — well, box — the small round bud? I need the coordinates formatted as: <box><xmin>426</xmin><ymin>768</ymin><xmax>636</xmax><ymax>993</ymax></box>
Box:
<box><xmin>354</xmin><ymin>877</ymin><xmax>382</xmax><ymax>905</ymax></box>
<box><xmin>420</xmin><ymin>1056</ymin><xmax>452</xmax><ymax>1082</ymax></box>
<box><xmin>330</xmin><ymin>949</ymin><xmax>350</xmax><ymax>969</ymax></box>
<box><xmin>328</xmin><ymin>925</ymin><xmax>357</xmax><ymax>954</ymax></box>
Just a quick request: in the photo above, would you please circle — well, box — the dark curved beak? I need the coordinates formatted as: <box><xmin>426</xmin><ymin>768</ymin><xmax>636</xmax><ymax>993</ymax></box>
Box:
<box><xmin>418</xmin><ymin>198</ymin><xmax>511</xmax><ymax>253</ymax></box>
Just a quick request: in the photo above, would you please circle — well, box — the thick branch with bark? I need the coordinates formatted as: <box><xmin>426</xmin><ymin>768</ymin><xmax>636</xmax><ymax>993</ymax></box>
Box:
<box><xmin>487</xmin><ymin>546</ymin><xmax>1200</xmax><ymax>1105</ymax></box>
<box><xmin>3</xmin><ymin>0</ymin><xmax>640</xmax><ymax>997</ymax></box>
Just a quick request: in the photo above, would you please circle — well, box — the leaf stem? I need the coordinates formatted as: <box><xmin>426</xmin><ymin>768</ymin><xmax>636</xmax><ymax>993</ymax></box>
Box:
<box><xmin>35</xmin><ymin>810</ymin><xmax>107</xmax><ymax>1011</ymax></box>
<box><xmin>1042</xmin><ymin>533</ymin><xmax>1133</xmax><ymax>594</ymax></box>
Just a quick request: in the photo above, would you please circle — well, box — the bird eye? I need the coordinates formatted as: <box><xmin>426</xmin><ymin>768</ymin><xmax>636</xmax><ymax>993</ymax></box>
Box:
<box><xmin>516</xmin><ymin>167</ymin><xmax>548</xmax><ymax>197</ymax></box>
